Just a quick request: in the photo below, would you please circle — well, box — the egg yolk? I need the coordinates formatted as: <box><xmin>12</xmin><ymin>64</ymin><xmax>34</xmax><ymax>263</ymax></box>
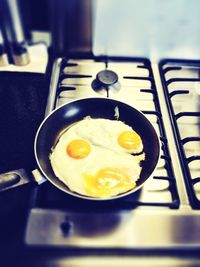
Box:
<box><xmin>84</xmin><ymin>167</ymin><xmax>136</xmax><ymax>197</ymax></box>
<box><xmin>67</xmin><ymin>139</ymin><xmax>91</xmax><ymax>159</ymax></box>
<box><xmin>118</xmin><ymin>131</ymin><xmax>141</xmax><ymax>150</ymax></box>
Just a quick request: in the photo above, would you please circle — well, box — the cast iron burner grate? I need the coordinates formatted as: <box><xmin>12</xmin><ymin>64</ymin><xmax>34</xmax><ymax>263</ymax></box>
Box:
<box><xmin>159</xmin><ymin>59</ymin><xmax>200</xmax><ymax>209</ymax></box>
<box><xmin>32</xmin><ymin>57</ymin><xmax>180</xmax><ymax>210</ymax></box>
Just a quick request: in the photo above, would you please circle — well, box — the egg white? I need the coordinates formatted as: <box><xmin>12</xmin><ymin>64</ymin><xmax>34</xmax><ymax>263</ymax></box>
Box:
<box><xmin>74</xmin><ymin>118</ymin><xmax>143</xmax><ymax>154</ymax></box>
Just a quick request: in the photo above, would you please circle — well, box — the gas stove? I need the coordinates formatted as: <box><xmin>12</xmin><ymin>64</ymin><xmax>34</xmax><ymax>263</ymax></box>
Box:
<box><xmin>25</xmin><ymin>56</ymin><xmax>200</xmax><ymax>250</ymax></box>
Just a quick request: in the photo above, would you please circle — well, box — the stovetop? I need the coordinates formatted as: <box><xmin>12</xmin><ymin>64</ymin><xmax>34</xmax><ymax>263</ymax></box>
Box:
<box><xmin>159</xmin><ymin>59</ymin><xmax>200</xmax><ymax>209</ymax></box>
<box><xmin>25</xmin><ymin>56</ymin><xmax>200</xmax><ymax>249</ymax></box>
<box><xmin>37</xmin><ymin>57</ymin><xmax>180</xmax><ymax>209</ymax></box>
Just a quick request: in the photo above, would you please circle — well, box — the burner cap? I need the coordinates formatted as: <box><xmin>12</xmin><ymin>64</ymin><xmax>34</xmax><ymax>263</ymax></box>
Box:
<box><xmin>92</xmin><ymin>69</ymin><xmax>120</xmax><ymax>94</ymax></box>
<box><xmin>96</xmin><ymin>69</ymin><xmax>118</xmax><ymax>86</ymax></box>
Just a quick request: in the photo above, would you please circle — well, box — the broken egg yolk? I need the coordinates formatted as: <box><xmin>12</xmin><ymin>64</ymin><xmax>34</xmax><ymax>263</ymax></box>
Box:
<box><xmin>84</xmin><ymin>167</ymin><xmax>136</xmax><ymax>197</ymax></box>
<box><xmin>118</xmin><ymin>131</ymin><xmax>142</xmax><ymax>150</ymax></box>
<box><xmin>67</xmin><ymin>139</ymin><xmax>91</xmax><ymax>159</ymax></box>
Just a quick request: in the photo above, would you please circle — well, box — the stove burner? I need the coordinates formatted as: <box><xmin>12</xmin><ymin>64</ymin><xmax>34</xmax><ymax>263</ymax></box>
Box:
<box><xmin>92</xmin><ymin>69</ymin><xmax>121</xmax><ymax>95</ymax></box>
<box><xmin>97</xmin><ymin>69</ymin><xmax>118</xmax><ymax>86</ymax></box>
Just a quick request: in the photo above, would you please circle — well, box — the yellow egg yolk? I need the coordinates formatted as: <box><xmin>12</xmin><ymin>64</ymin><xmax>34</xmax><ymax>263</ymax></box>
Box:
<box><xmin>118</xmin><ymin>131</ymin><xmax>142</xmax><ymax>150</ymax></box>
<box><xmin>67</xmin><ymin>139</ymin><xmax>91</xmax><ymax>159</ymax></box>
<box><xmin>84</xmin><ymin>167</ymin><xmax>136</xmax><ymax>197</ymax></box>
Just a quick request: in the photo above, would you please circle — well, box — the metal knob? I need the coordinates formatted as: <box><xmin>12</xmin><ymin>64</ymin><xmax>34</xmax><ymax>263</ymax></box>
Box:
<box><xmin>60</xmin><ymin>220</ymin><xmax>73</xmax><ymax>236</ymax></box>
<box><xmin>92</xmin><ymin>69</ymin><xmax>121</xmax><ymax>95</ymax></box>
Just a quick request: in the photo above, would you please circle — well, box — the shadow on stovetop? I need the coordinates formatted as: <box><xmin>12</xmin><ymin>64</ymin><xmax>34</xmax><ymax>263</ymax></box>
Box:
<box><xmin>34</xmin><ymin>180</ymin><xmax>142</xmax><ymax>211</ymax></box>
<box><xmin>29</xmin><ymin>181</ymin><xmax>142</xmax><ymax>239</ymax></box>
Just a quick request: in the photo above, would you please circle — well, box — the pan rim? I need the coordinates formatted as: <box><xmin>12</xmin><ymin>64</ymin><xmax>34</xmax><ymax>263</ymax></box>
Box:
<box><xmin>34</xmin><ymin>97</ymin><xmax>161</xmax><ymax>201</ymax></box>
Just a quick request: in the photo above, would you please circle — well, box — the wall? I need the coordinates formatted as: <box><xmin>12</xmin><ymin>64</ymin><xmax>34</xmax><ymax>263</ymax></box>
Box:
<box><xmin>93</xmin><ymin>0</ymin><xmax>200</xmax><ymax>60</ymax></box>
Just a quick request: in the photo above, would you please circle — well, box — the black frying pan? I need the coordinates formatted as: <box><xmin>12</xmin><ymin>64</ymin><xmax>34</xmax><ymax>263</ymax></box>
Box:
<box><xmin>34</xmin><ymin>97</ymin><xmax>160</xmax><ymax>200</ymax></box>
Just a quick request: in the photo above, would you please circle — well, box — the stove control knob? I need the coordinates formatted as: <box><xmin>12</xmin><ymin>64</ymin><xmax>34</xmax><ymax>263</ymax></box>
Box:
<box><xmin>92</xmin><ymin>69</ymin><xmax>120</xmax><ymax>94</ymax></box>
<box><xmin>60</xmin><ymin>220</ymin><xmax>73</xmax><ymax>236</ymax></box>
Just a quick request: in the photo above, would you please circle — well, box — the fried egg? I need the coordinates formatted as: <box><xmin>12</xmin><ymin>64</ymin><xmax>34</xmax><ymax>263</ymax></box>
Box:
<box><xmin>49</xmin><ymin>118</ymin><xmax>145</xmax><ymax>198</ymax></box>
<box><xmin>74</xmin><ymin>118</ymin><xmax>143</xmax><ymax>154</ymax></box>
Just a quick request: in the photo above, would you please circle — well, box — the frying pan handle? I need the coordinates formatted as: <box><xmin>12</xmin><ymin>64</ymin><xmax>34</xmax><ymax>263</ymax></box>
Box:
<box><xmin>0</xmin><ymin>168</ymin><xmax>46</xmax><ymax>192</ymax></box>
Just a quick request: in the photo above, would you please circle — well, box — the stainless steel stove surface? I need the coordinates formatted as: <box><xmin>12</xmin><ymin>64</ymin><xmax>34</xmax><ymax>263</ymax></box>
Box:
<box><xmin>25</xmin><ymin>57</ymin><xmax>200</xmax><ymax>250</ymax></box>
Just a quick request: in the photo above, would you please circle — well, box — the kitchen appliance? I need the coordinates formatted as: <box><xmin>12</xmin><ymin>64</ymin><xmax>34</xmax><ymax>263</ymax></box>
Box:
<box><xmin>25</xmin><ymin>56</ymin><xmax>200</xmax><ymax>249</ymax></box>
<box><xmin>0</xmin><ymin>0</ymin><xmax>30</xmax><ymax>65</ymax></box>
<box><xmin>1</xmin><ymin>0</ymin><xmax>200</xmax><ymax>265</ymax></box>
